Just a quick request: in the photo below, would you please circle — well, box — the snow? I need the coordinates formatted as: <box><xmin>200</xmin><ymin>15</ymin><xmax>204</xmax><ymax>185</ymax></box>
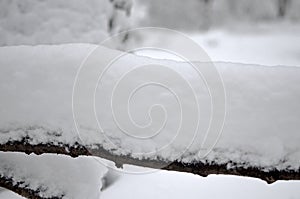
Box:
<box><xmin>1</xmin><ymin>164</ymin><xmax>300</xmax><ymax>199</ymax></box>
<box><xmin>101</xmin><ymin>24</ymin><xmax>300</xmax><ymax>199</ymax></box>
<box><xmin>101</xmin><ymin>165</ymin><xmax>300</xmax><ymax>199</ymax></box>
<box><xmin>0</xmin><ymin>44</ymin><xmax>300</xmax><ymax>171</ymax></box>
<box><xmin>0</xmin><ymin>44</ymin><xmax>96</xmax><ymax>147</ymax></box>
<box><xmin>135</xmin><ymin>22</ymin><xmax>300</xmax><ymax>67</ymax></box>
<box><xmin>189</xmin><ymin>23</ymin><xmax>300</xmax><ymax>67</ymax></box>
<box><xmin>0</xmin><ymin>190</ymin><xmax>24</xmax><ymax>199</ymax></box>
<box><xmin>0</xmin><ymin>152</ymin><xmax>108</xmax><ymax>198</ymax></box>
<box><xmin>106</xmin><ymin>24</ymin><xmax>300</xmax><ymax>199</ymax></box>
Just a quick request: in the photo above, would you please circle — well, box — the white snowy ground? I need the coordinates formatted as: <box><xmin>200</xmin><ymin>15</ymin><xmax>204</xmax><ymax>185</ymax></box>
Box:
<box><xmin>189</xmin><ymin>22</ymin><xmax>300</xmax><ymax>67</ymax></box>
<box><xmin>101</xmin><ymin>165</ymin><xmax>300</xmax><ymax>199</ymax></box>
<box><xmin>136</xmin><ymin>22</ymin><xmax>300</xmax><ymax>67</ymax></box>
<box><xmin>1</xmin><ymin>23</ymin><xmax>300</xmax><ymax>198</ymax></box>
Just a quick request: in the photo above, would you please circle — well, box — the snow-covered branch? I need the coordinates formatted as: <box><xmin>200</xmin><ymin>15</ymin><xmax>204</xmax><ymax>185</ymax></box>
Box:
<box><xmin>0</xmin><ymin>44</ymin><xmax>300</xmax><ymax>198</ymax></box>
<box><xmin>0</xmin><ymin>152</ymin><xmax>107</xmax><ymax>199</ymax></box>
<box><xmin>0</xmin><ymin>134</ymin><xmax>299</xmax><ymax>184</ymax></box>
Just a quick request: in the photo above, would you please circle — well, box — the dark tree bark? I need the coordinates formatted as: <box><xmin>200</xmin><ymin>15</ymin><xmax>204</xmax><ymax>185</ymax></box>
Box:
<box><xmin>0</xmin><ymin>140</ymin><xmax>299</xmax><ymax>185</ymax></box>
<box><xmin>0</xmin><ymin>130</ymin><xmax>299</xmax><ymax>198</ymax></box>
<box><xmin>0</xmin><ymin>175</ymin><xmax>61</xmax><ymax>199</ymax></box>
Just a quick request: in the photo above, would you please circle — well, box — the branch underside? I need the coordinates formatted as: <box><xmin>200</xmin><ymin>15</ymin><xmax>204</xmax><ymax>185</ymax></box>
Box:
<box><xmin>1</xmin><ymin>141</ymin><xmax>299</xmax><ymax>187</ymax></box>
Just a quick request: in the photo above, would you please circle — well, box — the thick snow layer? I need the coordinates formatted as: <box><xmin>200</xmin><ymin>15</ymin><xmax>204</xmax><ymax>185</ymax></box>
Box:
<box><xmin>0</xmin><ymin>152</ymin><xmax>108</xmax><ymax>198</ymax></box>
<box><xmin>0</xmin><ymin>44</ymin><xmax>300</xmax><ymax>170</ymax></box>
<box><xmin>0</xmin><ymin>44</ymin><xmax>96</xmax><ymax>146</ymax></box>
<box><xmin>0</xmin><ymin>0</ymin><xmax>131</xmax><ymax>46</ymax></box>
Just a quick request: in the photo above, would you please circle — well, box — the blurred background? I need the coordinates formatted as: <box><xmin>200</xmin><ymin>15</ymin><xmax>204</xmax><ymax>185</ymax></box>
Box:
<box><xmin>0</xmin><ymin>0</ymin><xmax>300</xmax><ymax>66</ymax></box>
<box><xmin>132</xmin><ymin>0</ymin><xmax>300</xmax><ymax>66</ymax></box>
<box><xmin>135</xmin><ymin>0</ymin><xmax>300</xmax><ymax>29</ymax></box>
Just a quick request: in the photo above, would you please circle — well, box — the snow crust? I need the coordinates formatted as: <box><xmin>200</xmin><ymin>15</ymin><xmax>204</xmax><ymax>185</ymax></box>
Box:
<box><xmin>0</xmin><ymin>44</ymin><xmax>299</xmax><ymax>171</ymax></box>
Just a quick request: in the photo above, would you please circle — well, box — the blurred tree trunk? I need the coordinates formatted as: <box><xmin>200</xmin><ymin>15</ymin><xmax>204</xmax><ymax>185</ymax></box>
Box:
<box><xmin>278</xmin><ymin>0</ymin><xmax>290</xmax><ymax>18</ymax></box>
<box><xmin>199</xmin><ymin>0</ymin><xmax>214</xmax><ymax>30</ymax></box>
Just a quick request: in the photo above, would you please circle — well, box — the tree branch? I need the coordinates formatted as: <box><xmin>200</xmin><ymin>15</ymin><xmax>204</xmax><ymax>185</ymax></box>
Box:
<box><xmin>1</xmin><ymin>140</ymin><xmax>299</xmax><ymax>185</ymax></box>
